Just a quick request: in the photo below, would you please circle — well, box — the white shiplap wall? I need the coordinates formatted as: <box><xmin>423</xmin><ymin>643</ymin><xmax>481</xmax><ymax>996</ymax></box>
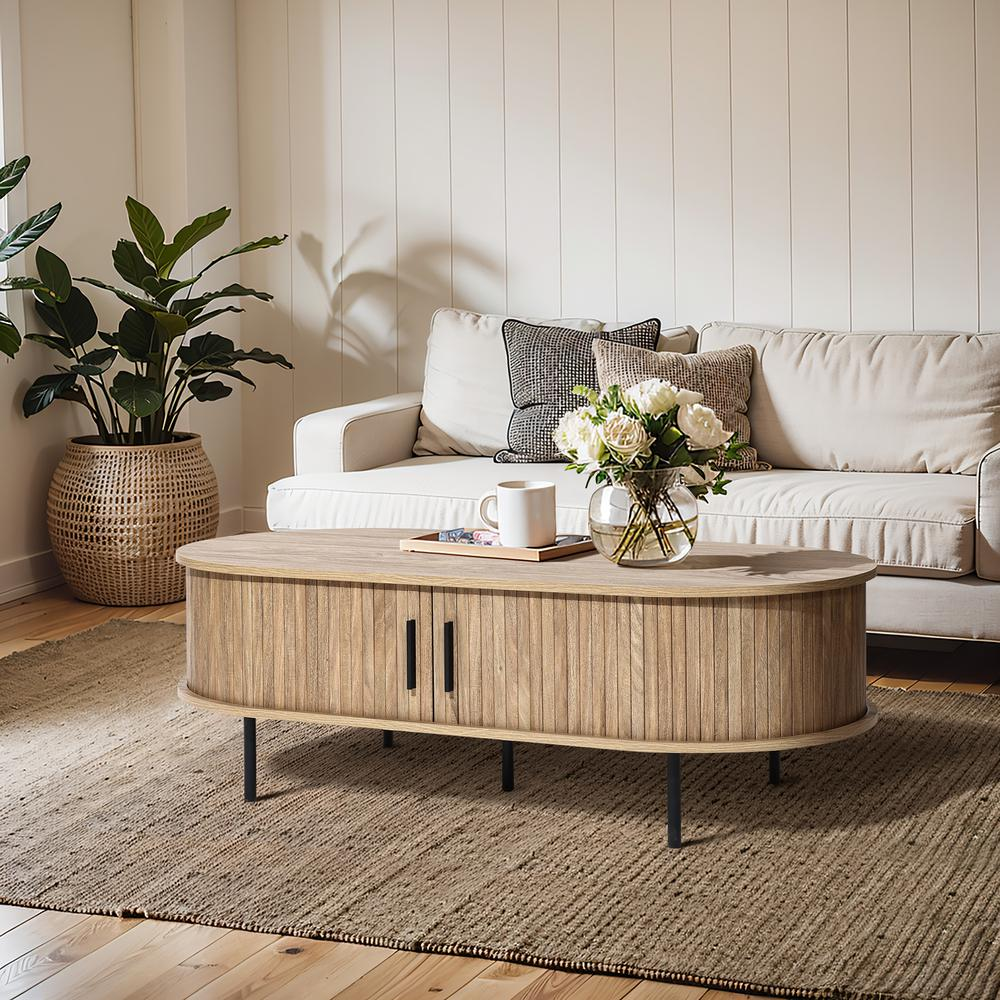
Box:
<box><xmin>237</xmin><ymin>0</ymin><xmax>1000</xmax><ymax>511</ymax></box>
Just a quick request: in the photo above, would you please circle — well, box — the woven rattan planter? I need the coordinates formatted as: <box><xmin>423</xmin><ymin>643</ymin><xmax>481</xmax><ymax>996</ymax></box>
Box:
<box><xmin>47</xmin><ymin>434</ymin><xmax>219</xmax><ymax>606</ymax></box>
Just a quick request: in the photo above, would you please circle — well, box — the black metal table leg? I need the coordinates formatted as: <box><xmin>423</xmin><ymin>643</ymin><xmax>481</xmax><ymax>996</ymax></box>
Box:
<box><xmin>501</xmin><ymin>741</ymin><xmax>514</xmax><ymax>792</ymax></box>
<box><xmin>382</xmin><ymin>729</ymin><xmax>394</xmax><ymax>748</ymax></box>
<box><xmin>243</xmin><ymin>717</ymin><xmax>257</xmax><ymax>803</ymax></box>
<box><xmin>666</xmin><ymin>753</ymin><xmax>682</xmax><ymax>848</ymax></box>
<box><xmin>769</xmin><ymin>750</ymin><xmax>781</xmax><ymax>785</ymax></box>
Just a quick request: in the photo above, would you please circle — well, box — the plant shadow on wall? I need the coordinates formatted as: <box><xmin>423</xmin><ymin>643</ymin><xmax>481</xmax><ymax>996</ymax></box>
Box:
<box><xmin>1</xmin><ymin>177</ymin><xmax>293</xmax><ymax>607</ymax></box>
<box><xmin>297</xmin><ymin>220</ymin><xmax>502</xmax><ymax>395</ymax></box>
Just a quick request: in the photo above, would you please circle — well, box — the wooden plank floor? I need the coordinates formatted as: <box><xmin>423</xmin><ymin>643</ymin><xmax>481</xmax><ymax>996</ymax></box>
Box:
<box><xmin>1</xmin><ymin>585</ymin><xmax>997</xmax><ymax>1000</ymax></box>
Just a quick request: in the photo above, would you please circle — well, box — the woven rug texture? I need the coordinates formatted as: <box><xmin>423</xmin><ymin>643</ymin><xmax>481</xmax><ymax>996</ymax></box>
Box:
<box><xmin>1</xmin><ymin>620</ymin><xmax>998</xmax><ymax>1000</ymax></box>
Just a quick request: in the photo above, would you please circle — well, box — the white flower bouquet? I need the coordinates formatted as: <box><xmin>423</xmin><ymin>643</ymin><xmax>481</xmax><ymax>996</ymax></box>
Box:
<box><xmin>554</xmin><ymin>380</ymin><xmax>745</xmax><ymax>564</ymax></box>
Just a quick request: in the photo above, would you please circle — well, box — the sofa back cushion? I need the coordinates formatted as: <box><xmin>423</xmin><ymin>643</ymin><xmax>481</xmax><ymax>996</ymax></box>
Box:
<box><xmin>699</xmin><ymin>323</ymin><xmax>1000</xmax><ymax>475</ymax></box>
<box><xmin>414</xmin><ymin>308</ymin><xmax>694</xmax><ymax>458</ymax></box>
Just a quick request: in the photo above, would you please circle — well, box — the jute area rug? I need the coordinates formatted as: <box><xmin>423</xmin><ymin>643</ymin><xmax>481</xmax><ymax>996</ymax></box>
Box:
<box><xmin>1</xmin><ymin>621</ymin><xmax>998</xmax><ymax>1000</ymax></box>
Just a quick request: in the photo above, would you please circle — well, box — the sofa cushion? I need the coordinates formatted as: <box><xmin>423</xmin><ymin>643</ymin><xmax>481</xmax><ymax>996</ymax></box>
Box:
<box><xmin>267</xmin><ymin>460</ymin><xmax>975</xmax><ymax>578</ymax></box>
<box><xmin>698</xmin><ymin>323</ymin><xmax>1000</xmax><ymax>475</ymax></box>
<box><xmin>700</xmin><ymin>469</ymin><xmax>975</xmax><ymax>578</ymax></box>
<box><xmin>414</xmin><ymin>308</ymin><xmax>695</xmax><ymax>459</ymax></box>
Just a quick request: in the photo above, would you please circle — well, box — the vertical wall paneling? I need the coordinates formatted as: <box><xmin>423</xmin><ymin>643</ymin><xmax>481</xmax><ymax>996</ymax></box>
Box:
<box><xmin>911</xmin><ymin>0</ymin><xmax>978</xmax><ymax>331</ymax></box>
<box><xmin>614</xmin><ymin>0</ymin><xmax>674</xmax><ymax>325</ymax></box>
<box><xmin>730</xmin><ymin>0</ymin><xmax>791</xmax><ymax>326</ymax></box>
<box><xmin>394</xmin><ymin>0</ymin><xmax>452</xmax><ymax>391</ymax></box>
<box><xmin>788</xmin><ymin>0</ymin><xmax>851</xmax><ymax>330</ymax></box>
<box><xmin>504</xmin><ymin>0</ymin><xmax>561</xmax><ymax>317</ymax></box>
<box><xmin>340</xmin><ymin>0</ymin><xmax>398</xmax><ymax>403</ymax></box>
<box><xmin>288</xmin><ymin>0</ymin><xmax>344</xmax><ymax>419</ymax></box>
<box><xmin>671</xmin><ymin>0</ymin><xmax>733</xmax><ymax>329</ymax></box>
<box><xmin>559</xmin><ymin>0</ymin><xmax>617</xmax><ymax>319</ymax></box>
<box><xmin>236</xmin><ymin>0</ymin><xmax>294</xmax><ymax>509</ymax></box>
<box><xmin>979</xmin><ymin>0</ymin><xmax>1000</xmax><ymax>330</ymax></box>
<box><xmin>229</xmin><ymin>0</ymin><xmax>997</xmax><ymax>525</ymax></box>
<box><xmin>848</xmin><ymin>0</ymin><xmax>913</xmax><ymax>330</ymax></box>
<box><xmin>449</xmin><ymin>0</ymin><xmax>507</xmax><ymax>314</ymax></box>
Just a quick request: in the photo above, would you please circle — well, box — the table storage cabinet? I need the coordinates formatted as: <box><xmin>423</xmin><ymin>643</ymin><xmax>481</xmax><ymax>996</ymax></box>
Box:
<box><xmin>177</xmin><ymin>529</ymin><xmax>878</xmax><ymax>846</ymax></box>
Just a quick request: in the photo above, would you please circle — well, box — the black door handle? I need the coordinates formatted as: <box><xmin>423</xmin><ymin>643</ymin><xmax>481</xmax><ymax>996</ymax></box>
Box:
<box><xmin>406</xmin><ymin>618</ymin><xmax>417</xmax><ymax>690</ymax></box>
<box><xmin>443</xmin><ymin>620</ymin><xmax>455</xmax><ymax>693</ymax></box>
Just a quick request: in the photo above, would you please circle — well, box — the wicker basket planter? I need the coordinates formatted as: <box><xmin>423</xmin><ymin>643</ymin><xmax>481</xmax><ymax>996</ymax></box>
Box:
<box><xmin>47</xmin><ymin>434</ymin><xmax>219</xmax><ymax>606</ymax></box>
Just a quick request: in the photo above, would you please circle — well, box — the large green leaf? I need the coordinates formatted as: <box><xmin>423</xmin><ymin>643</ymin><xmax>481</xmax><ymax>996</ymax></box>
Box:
<box><xmin>187</xmin><ymin>377</ymin><xmax>233</xmax><ymax>402</ymax></box>
<box><xmin>110</xmin><ymin>371</ymin><xmax>163</xmax><ymax>418</ymax></box>
<box><xmin>0</xmin><ymin>155</ymin><xmax>30</xmax><ymax>200</ymax></box>
<box><xmin>156</xmin><ymin>236</ymin><xmax>287</xmax><ymax>301</ymax></box>
<box><xmin>33</xmin><ymin>287</ymin><xmax>98</xmax><ymax>348</ymax></box>
<box><xmin>116</xmin><ymin>308</ymin><xmax>159</xmax><ymax>362</ymax></box>
<box><xmin>172</xmin><ymin>283</ymin><xmax>272</xmax><ymax>319</ymax></box>
<box><xmin>125</xmin><ymin>196</ymin><xmax>165</xmax><ymax>269</ymax></box>
<box><xmin>153</xmin><ymin>310</ymin><xmax>188</xmax><ymax>339</ymax></box>
<box><xmin>0</xmin><ymin>311</ymin><xmax>20</xmax><ymax>358</ymax></box>
<box><xmin>22</xmin><ymin>372</ymin><xmax>77</xmax><ymax>417</ymax></box>
<box><xmin>229</xmin><ymin>346</ymin><xmax>293</xmax><ymax>369</ymax></box>
<box><xmin>185</xmin><ymin>305</ymin><xmax>244</xmax><ymax>330</ymax></box>
<box><xmin>112</xmin><ymin>239</ymin><xmax>156</xmax><ymax>289</ymax></box>
<box><xmin>0</xmin><ymin>203</ymin><xmax>61</xmax><ymax>263</ymax></box>
<box><xmin>158</xmin><ymin>206</ymin><xmax>231</xmax><ymax>277</ymax></box>
<box><xmin>202</xmin><ymin>234</ymin><xmax>286</xmax><ymax>273</ymax></box>
<box><xmin>78</xmin><ymin>275</ymin><xmax>160</xmax><ymax>314</ymax></box>
<box><xmin>24</xmin><ymin>333</ymin><xmax>74</xmax><ymax>358</ymax></box>
<box><xmin>177</xmin><ymin>332</ymin><xmax>235</xmax><ymax>368</ymax></box>
<box><xmin>0</xmin><ymin>275</ymin><xmax>46</xmax><ymax>293</ymax></box>
<box><xmin>35</xmin><ymin>246</ymin><xmax>72</xmax><ymax>303</ymax></box>
<box><xmin>71</xmin><ymin>346</ymin><xmax>117</xmax><ymax>375</ymax></box>
<box><xmin>199</xmin><ymin>367</ymin><xmax>256</xmax><ymax>389</ymax></box>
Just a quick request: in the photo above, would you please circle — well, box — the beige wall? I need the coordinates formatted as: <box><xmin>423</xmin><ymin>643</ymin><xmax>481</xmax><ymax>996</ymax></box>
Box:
<box><xmin>235</xmin><ymin>0</ymin><xmax>1000</xmax><ymax>523</ymax></box>
<box><xmin>0</xmin><ymin>0</ymin><xmax>136</xmax><ymax>601</ymax></box>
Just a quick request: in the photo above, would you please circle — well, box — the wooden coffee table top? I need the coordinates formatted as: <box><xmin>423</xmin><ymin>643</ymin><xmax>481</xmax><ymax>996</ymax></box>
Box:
<box><xmin>176</xmin><ymin>529</ymin><xmax>876</xmax><ymax>598</ymax></box>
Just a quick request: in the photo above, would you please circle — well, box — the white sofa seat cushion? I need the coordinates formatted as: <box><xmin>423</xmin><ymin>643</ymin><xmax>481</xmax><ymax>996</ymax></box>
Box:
<box><xmin>701</xmin><ymin>470</ymin><xmax>975</xmax><ymax>578</ymax></box>
<box><xmin>267</xmin><ymin>461</ymin><xmax>975</xmax><ymax>579</ymax></box>
<box><xmin>269</xmin><ymin>457</ymin><xmax>595</xmax><ymax>536</ymax></box>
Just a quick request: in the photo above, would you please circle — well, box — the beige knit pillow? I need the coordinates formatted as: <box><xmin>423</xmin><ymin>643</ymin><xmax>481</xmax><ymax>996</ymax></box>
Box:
<box><xmin>593</xmin><ymin>339</ymin><xmax>764</xmax><ymax>471</ymax></box>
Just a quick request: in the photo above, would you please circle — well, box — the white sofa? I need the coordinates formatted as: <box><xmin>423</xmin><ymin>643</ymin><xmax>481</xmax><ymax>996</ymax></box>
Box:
<box><xmin>268</xmin><ymin>319</ymin><xmax>1000</xmax><ymax>643</ymax></box>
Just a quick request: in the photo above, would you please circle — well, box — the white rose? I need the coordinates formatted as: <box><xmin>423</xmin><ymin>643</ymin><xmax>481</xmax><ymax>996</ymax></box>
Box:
<box><xmin>623</xmin><ymin>379</ymin><xmax>704</xmax><ymax>416</ymax></box>
<box><xmin>553</xmin><ymin>407</ymin><xmax>606</xmax><ymax>466</ymax></box>
<box><xmin>677</xmin><ymin>402</ymin><xmax>732</xmax><ymax>450</ymax></box>
<box><xmin>599</xmin><ymin>410</ymin><xmax>653</xmax><ymax>464</ymax></box>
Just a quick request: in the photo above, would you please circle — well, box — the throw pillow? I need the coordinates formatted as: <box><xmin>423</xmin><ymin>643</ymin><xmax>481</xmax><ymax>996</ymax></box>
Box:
<box><xmin>496</xmin><ymin>318</ymin><xmax>661</xmax><ymax>464</ymax></box>
<box><xmin>592</xmin><ymin>339</ymin><xmax>764</xmax><ymax>470</ymax></box>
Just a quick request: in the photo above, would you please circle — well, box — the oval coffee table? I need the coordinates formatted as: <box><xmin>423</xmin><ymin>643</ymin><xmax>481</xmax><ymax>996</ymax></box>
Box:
<box><xmin>176</xmin><ymin>529</ymin><xmax>878</xmax><ymax>847</ymax></box>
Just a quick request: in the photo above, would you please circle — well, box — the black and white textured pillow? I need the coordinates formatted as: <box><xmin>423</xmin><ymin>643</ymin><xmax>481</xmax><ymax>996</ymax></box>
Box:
<box><xmin>495</xmin><ymin>318</ymin><xmax>661</xmax><ymax>463</ymax></box>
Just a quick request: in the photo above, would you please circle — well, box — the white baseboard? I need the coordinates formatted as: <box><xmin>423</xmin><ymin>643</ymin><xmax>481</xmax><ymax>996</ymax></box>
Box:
<box><xmin>243</xmin><ymin>507</ymin><xmax>267</xmax><ymax>532</ymax></box>
<box><xmin>217</xmin><ymin>506</ymin><xmax>244</xmax><ymax>537</ymax></box>
<box><xmin>0</xmin><ymin>550</ymin><xmax>63</xmax><ymax>604</ymax></box>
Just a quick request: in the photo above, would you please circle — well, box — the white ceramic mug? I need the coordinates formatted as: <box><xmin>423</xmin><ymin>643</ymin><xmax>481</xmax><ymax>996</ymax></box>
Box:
<box><xmin>478</xmin><ymin>480</ymin><xmax>557</xmax><ymax>548</ymax></box>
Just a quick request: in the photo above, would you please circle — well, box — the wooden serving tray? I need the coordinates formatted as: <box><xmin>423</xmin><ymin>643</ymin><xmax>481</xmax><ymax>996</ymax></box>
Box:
<box><xmin>399</xmin><ymin>532</ymin><xmax>595</xmax><ymax>562</ymax></box>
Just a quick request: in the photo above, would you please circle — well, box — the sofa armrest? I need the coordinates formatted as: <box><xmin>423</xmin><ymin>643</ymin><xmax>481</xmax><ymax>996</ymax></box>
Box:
<box><xmin>293</xmin><ymin>392</ymin><xmax>423</xmax><ymax>474</ymax></box>
<box><xmin>977</xmin><ymin>444</ymin><xmax>1000</xmax><ymax>580</ymax></box>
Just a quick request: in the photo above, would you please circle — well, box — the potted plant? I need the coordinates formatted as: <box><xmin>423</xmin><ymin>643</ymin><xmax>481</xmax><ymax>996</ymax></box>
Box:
<box><xmin>0</xmin><ymin>155</ymin><xmax>61</xmax><ymax>356</ymax></box>
<box><xmin>11</xmin><ymin>195</ymin><xmax>290</xmax><ymax>606</ymax></box>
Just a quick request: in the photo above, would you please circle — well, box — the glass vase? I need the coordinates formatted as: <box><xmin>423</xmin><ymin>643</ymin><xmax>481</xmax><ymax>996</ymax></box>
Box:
<box><xmin>588</xmin><ymin>468</ymin><xmax>699</xmax><ymax>567</ymax></box>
